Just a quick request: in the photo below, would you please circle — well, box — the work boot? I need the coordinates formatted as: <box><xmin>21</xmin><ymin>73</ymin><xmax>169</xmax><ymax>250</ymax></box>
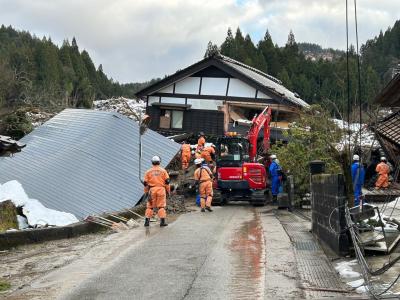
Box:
<box><xmin>205</xmin><ymin>206</ymin><xmax>213</xmax><ymax>212</ymax></box>
<box><xmin>201</xmin><ymin>208</ymin><xmax>205</xmax><ymax>212</ymax></box>
<box><xmin>144</xmin><ymin>218</ymin><xmax>150</xmax><ymax>227</ymax></box>
<box><xmin>160</xmin><ymin>218</ymin><xmax>168</xmax><ymax>227</ymax></box>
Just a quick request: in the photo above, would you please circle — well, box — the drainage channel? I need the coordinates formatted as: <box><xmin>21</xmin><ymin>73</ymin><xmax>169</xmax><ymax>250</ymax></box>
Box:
<box><xmin>275</xmin><ymin>211</ymin><xmax>357</xmax><ymax>299</ymax></box>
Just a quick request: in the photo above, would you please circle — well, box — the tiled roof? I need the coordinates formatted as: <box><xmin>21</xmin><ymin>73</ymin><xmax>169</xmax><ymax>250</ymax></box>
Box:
<box><xmin>219</xmin><ymin>55</ymin><xmax>309</xmax><ymax>107</ymax></box>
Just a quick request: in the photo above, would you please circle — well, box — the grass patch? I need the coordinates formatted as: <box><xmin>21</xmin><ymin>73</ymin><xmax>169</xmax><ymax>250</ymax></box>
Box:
<box><xmin>0</xmin><ymin>280</ymin><xmax>11</xmax><ymax>292</ymax></box>
<box><xmin>0</xmin><ymin>200</ymin><xmax>18</xmax><ymax>232</ymax></box>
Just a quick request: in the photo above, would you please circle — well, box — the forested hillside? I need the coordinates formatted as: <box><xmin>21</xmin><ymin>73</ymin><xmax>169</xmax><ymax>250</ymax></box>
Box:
<box><xmin>362</xmin><ymin>20</ymin><xmax>400</xmax><ymax>83</ymax></box>
<box><xmin>0</xmin><ymin>25</ymin><xmax>156</xmax><ymax>113</ymax></box>
<box><xmin>207</xmin><ymin>23</ymin><xmax>400</xmax><ymax>116</ymax></box>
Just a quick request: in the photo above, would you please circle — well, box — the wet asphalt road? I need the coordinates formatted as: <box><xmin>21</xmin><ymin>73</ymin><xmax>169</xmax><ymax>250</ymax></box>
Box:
<box><xmin>62</xmin><ymin>204</ymin><xmax>272</xmax><ymax>300</ymax></box>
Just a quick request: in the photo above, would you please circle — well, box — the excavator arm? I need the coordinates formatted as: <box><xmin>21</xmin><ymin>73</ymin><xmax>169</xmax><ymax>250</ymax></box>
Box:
<box><xmin>247</xmin><ymin>106</ymin><xmax>272</xmax><ymax>162</ymax></box>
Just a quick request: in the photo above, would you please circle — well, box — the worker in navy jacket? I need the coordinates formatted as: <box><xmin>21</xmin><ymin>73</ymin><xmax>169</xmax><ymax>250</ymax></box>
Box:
<box><xmin>351</xmin><ymin>154</ymin><xmax>365</xmax><ymax>206</ymax></box>
<box><xmin>269</xmin><ymin>154</ymin><xmax>281</xmax><ymax>204</ymax></box>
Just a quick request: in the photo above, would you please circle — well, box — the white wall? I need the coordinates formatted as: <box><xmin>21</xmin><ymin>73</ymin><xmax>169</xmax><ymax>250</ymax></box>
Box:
<box><xmin>160</xmin><ymin>97</ymin><xmax>186</xmax><ymax>104</ymax></box>
<box><xmin>175</xmin><ymin>77</ymin><xmax>201</xmax><ymax>94</ymax></box>
<box><xmin>186</xmin><ymin>99</ymin><xmax>223</xmax><ymax>110</ymax></box>
<box><xmin>227</xmin><ymin>78</ymin><xmax>256</xmax><ymax>98</ymax></box>
<box><xmin>257</xmin><ymin>91</ymin><xmax>271</xmax><ymax>99</ymax></box>
<box><xmin>201</xmin><ymin>77</ymin><xmax>228</xmax><ymax>96</ymax></box>
<box><xmin>148</xmin><ymin>96</ymin><xmax>159</xmax><ymax>105</ymax></box>
<box><xmin>159</xmin><ymin>85</ymin><xmax>173</xmax><ymax>93</ymax></box>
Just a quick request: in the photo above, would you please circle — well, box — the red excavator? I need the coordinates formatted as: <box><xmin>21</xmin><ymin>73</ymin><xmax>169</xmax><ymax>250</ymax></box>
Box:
<box><xmin>213</xmin><ymin>106</ymin><xmax>272</xmax><ymax>206</ymax></box>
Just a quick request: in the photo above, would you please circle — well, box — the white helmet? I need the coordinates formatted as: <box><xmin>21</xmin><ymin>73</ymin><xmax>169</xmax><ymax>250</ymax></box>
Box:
<box><xmin>353</xmin><ymin>154</ymin><xmax>360</xmax><ymax>161</ymax></box>
<box><xmin>381</xmin><ymin>157</ymin><xmax>387</xmax><ymax>162</ymax></box>
<box><xmin>194</xmin><ymin>158</ymin><xmax>203</xmax><ymax>165</ymax></box>
<box><xmin>270</xmin><ymin>154</ymin><xmax>277</xmax><ymax>160</ymax></box>
<box><xmin>151</xmin><ymin>156</ymin><xmax>161</xmax><ymax>164</ymax></box>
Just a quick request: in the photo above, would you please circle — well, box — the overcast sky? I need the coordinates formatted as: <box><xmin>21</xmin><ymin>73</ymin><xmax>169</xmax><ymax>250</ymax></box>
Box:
<box><xmin>0</xmin><ymin>0</ymin><xmax>398</xmax><ymax>83</ymax></box>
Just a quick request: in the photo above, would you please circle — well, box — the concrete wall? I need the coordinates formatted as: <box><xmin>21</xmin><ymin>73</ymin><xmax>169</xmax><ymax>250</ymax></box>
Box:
<box><xmin>311</xmin><ymin>174</ymin><xmax>350</xmax><ymax>256</ymax></box>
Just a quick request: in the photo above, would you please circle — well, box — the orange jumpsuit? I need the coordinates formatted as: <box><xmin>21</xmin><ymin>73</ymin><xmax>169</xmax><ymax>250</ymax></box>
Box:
<box><xmin>201</xmin><ymin>146</ymin><xmax>215</xmax><ymax>163</ymax></box>
<box><xmin>144</xmin><ymin>165</ymin><xmax>170</xmax><ymax>219</ymax></box>
<box><xmin>194</xmin><ymin>166</ymin><xmax>213</xmax><ymax>208</ymax></box>
<box><xmin>197</xmin><ymin>136</ymin><xmax>205</xmax><ymax>150</ymax></box>
<box><xmin>181</xmin><ymin>144</ymin><xmax>191</xmax><ymax>170</ymax></box>
<box><xmin>375</xmin><ymin>162</ymin><xmax>390</xmax><ymax>188</ymax></box>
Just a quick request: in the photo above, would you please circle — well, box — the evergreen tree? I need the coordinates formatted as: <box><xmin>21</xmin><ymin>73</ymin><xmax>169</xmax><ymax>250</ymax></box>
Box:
<box><xmin>258</xmin><ymin>30</ymin><xmax>280</xmax><ymax>75</ymax></box>
<box><xmin>220</xmin><ymin>28</ymin><xmax>235</xmax><ymax>58</ymax></box>
<box><xmin>277</xmin><ymin>68</ymin><xmax>292</xmax><ymax>90</ymax></box>
<box><xmin>204</xmin><ymin>41</ymin><xmax>219</xmax><ymax>58</ymax></box>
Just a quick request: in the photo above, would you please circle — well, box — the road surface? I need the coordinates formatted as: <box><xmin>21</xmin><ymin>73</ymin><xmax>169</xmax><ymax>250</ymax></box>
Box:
<box><xmin>5</xmin><ymin>204</ymin><xmax>357</xmax><ymax>300</ymax></box>
<box><xmin>61</xmin><ymin>204</ymin><xmax>303</xmax><ymax>300</ymax></box>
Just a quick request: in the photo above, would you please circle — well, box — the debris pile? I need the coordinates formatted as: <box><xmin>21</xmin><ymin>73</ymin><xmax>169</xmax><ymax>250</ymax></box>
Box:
<box><xmin>0</xmin><ymin>135</ymin><xmax>26</xmax><ymax>156</ymax></box>
<box><xmin>25</xmin><ymin>110</ymin><xmax>56</xmax><ymax>128</ymax></box>
<box><xmin>93</xmin><ymin>97</ymin><xmax>145</xmax><ymax>121</ymax></box>
<box><xmin>332</xmin><ymin>119</ymin><xmax>376</xmax><ymax>150</ymax></box>
<box><xmin>167</xmin><ymin>195</ymin><xmax>187</xmax><ymax>214</ymax></box>
<box><xmin>0</xmin><ymin>180</ymin><xmax>79</xmax><ymax>231</ymax></box>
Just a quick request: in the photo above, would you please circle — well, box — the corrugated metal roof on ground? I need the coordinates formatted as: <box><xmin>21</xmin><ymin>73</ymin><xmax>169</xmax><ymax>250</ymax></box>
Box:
<box><xmin>0</xmin><ymin>109</ymin><xmax>180</xmax><ymax>220</ymax></box>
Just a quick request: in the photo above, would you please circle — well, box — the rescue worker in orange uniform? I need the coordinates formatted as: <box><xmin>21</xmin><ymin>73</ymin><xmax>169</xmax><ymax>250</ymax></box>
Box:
<box><xmin>181</xmin><ymin>141</ymin><xmax>191</xmax><ymax>170</ymax></box>
<box><xmin>201</xmin><ymin>144</ymin><xmax>216</xmax><ymax>163</ymax></box>
<box><xmin>143</xmin><ymin>156</ymin><xmax>170</xmax><ymax>227</ymax></box>
<box><xmin>197</xmin><ymin>132</ymin><xmax>206</xmax><ymax>151</ymax></box>
<box><xmin>194</xmin><ymin>158</ymin><xmax>213</xmax><ymax>212</ymax></box>
<box><xmin>375</xmin><ymin>157</ymin><xmax>390</xmax><ymax>189</ymax></box>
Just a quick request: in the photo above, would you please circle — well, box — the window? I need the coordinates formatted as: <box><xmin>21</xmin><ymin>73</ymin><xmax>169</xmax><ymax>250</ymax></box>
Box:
<box><xmin>160</xmin><ymin>109</ymin><xmax>183</xmax><ymax>129</ymax></box>
<box><xmin>216</xmin><ymin>137</ymin><xmax>249</xmax><ymax>167</ymax></box>
<box><xmin>171</xmin><ymin>110</ymin><xmax>183</xmax><ymax>129</ymax></box>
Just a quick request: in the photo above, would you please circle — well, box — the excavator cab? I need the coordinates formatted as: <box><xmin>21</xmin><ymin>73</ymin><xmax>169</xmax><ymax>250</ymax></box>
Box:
<box><xmin>216</xmin><ymin>136</ymin><xmax>249</xmax><ymax>167</ymax></box>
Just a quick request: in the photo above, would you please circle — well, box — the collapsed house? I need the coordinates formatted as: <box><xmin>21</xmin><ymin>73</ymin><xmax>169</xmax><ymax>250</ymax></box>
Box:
<box><xmin>364</xmin><ymin>74</ymin><xmax>400</xmax><ymax>201</ymax></box>
<box><xmin>0</xmin><ymin>109</ymin><xmax>180</xmax><ymax>220</ymax></box>
<box><xmin>373</xmin><ymin>73</ymin><xmax>400</xmax><ymax>171</ymax></box>
<box><xmin>135</xmin><ymin>53</ymin><xmax>309</xmax><ymax>140</ymax></box>
<box><xmin>0</xmin><ymin>135</ymin><xmax>25</xmax><ymax>156</ymax></box>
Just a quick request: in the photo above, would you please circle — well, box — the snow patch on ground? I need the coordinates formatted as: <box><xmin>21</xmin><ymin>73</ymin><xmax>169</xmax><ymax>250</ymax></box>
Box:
<box><xmin>356</xmin><ymin>285</ymin><xmax>369</xmax><ymax>293</ymax></box>
<box><xmin>335</xmin><ymin>260</ymin><xmax>368</xmax><ymax>294</ymax></box>
<box><xmin>0</xmin><ymin>180</ymin><xmax>79</xmax><ymax>227</ymax></box>
<box><xmin>348</xmin><ymin>278</ymin><xmax>364</xmax><ymax>288</ymax></box>
<box><xmin>335</xmin><ymin>260</ymin><xmax>361</xmax><ymax>279</ymax></box>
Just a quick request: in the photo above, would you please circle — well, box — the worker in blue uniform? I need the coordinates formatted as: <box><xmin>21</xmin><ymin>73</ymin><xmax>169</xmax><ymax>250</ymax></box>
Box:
<box><xmin>351</xmin><ymin>154</ymin><xmax>365</xmax><ymax>206</ymax></box>
<box><xmin>269</xmin><ymin>154</ymin><xmax>281</xmax><ymax>204</ymax></box>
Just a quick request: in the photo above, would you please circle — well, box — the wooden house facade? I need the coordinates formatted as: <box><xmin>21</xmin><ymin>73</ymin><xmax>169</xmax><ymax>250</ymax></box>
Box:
<box><xmin>136</xmin><ymin>54</ymin><xmax>309</xmax><ymax>136</ymax></box>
